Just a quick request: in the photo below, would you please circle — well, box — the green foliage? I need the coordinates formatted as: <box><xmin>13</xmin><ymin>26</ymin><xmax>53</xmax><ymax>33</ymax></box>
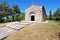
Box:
<box><xmin>0</xmin><ymin>0</ymin><xmax>21</xmax><ymax>23</ymax></box>
<box><xmin>53</xmin><ymin>8</ymin><xmax>60</xmax><ymax>21</ymax></box>
<box><xmin>6</xmin><ymin>16</ymin><xmax>12</xmax><ymax>22</ymax></box>
<box><xmin>14</xmin><ymin>13</ymin><xmax>20</xmax><ymax>22</ymax></box>
<box><xmin>20</xmin><ymin>13</ymin><xmax>25</xmax><ymax>20</ymax></box>
<box><xmin>55</xmin><ymin>8</ymin><xmax>60</xmax><ymax>17</ymax></box>
<box><xmin>0</xmin><ymin>16</ymin><xmax>3</xmax><ymax>23</ymax></box>
<box><xmin>12</xmin><ymin>4</ymin><xmax>21</xmax><ymax>15</ymax></box>
<box><xmin>49</xmin><ymin>10</ymin><xmax>53</xmax><ymax>20</ymax></box>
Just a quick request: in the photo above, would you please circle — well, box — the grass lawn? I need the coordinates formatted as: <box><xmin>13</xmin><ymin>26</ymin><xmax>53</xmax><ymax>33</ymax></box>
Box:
<box><xmin>4</xmin><ymin>21</ymin><xmax>60</xmax><ymax>40</ymax></box>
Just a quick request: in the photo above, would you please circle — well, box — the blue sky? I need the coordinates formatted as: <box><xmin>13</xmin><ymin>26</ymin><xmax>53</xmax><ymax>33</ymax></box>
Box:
<box><xmin>0</xmin><ymin>0</ymin><xmax>60</xmax><ymax>15</ymax></box>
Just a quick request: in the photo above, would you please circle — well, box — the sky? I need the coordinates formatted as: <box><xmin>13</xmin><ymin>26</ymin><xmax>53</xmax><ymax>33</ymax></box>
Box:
<box><xmin>0</xmin><ymin>0</ymin><xmax>60</xmax><ymax>15</ymax></box>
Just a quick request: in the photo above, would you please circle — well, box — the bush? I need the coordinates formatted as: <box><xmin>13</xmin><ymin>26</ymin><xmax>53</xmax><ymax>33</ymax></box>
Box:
<box><xmin>14</xmin><ymin>14</ymin><xmax>20</xmax><ymax>22</ymax></box>
<box><xmin>54</xmin><ymin>17</ymin><xmax>60</xmax><ymax>21</ymax></box>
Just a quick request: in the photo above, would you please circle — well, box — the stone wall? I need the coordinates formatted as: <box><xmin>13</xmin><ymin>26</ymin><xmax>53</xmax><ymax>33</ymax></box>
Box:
<box><xmin>25</xmin><ymin>5</ymin><xmax>46</xmax><ymax>23</ymax></box>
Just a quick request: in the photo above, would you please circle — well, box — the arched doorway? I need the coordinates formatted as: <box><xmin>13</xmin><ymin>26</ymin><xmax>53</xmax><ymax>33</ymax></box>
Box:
<box><xmin>31</xmin><ymin>15</ymin><xmax>35</xmax><ymax>21</ymax></box>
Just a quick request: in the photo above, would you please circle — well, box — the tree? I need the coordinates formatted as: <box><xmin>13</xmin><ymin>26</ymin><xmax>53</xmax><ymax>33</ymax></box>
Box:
<box><xmin>0</xmin><ymin>3</ymin><xmax>3</xmax><ymax>23</ymax></box>
<box><xmin>0</xmin><ymin>3</ymin><xmax>3</xmax><ymax>11</ymax></box>
<box><xmin>12</xmin><ymin>4</ymin><xmax>21</xmax><ymax>21</ymax></box>
<box><xmin>49</xmin><ymin>10</ymin><xmax>53</xmax><ymax>20</ymax></box>
<box><xmin>0</xmin><ymin>0</ymin><xmax>13</xmax><ymax>23</ymax></box>
<box><xmin>14</xmin><ymin>14</ymin><xmax>20</xmax><ymax>22</ymax></box>
<box><xmin>0</xmin><ymin>1</ymin><xmax>21</xmax><ymax>23</ymax></box>
<box><xmin>54</xmin><ymin>8</ymin><xmax>60</xmax><ymax>21</ymax></box>
<box><xmin>20</xmin><ymin>12</ymin><xmax>25</xmax><ymax>20</ymax></box>
<box><xmin>12</xmin><ymin>5</ymin><xmax>20</xmax><ymax>14</ymax></box>
<box><xmin>55</xmin><ymin>8</ymin><xmax>60</xmax><ymax>17</ymax></box>
<box><xmin>0</xmin><ymin>15</ymin><xmax>3</xmax><ymax>23</ymax></box>
<box><xmin>2</xmin><ymin>0</ymin><xmax>10</xmax><ymax>16</ymax></box>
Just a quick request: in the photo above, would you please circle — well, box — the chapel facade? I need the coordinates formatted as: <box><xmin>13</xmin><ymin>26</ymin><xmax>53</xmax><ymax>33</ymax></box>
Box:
<box><xmin>25</xmin><ymin>5</ymin><xmax>46</xmax><ymax>23</ymax></box>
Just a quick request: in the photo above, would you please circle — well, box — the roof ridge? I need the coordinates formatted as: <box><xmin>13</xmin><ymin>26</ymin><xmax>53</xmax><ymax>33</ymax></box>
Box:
<box><xmin>32</xmin><ymin>4</ymin><xmax>43</xmax><ymax>7</ymax></box>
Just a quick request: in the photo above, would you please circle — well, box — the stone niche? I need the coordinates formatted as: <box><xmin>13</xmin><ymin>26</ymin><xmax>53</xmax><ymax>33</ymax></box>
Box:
<box><xmin>25</xmin><ymin>4</ymin><xmax>46</xmax><ymax>23</ymax></box>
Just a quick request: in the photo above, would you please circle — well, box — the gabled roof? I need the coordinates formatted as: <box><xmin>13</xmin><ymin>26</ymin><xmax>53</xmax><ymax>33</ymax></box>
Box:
<box><xmin>31</xmin><ymin>4</ymin><xmax>43</xmax><ymax>7</ymax></box>
<box><xmin>25</xmin><ymin>4</ymin><xmax>46</xmax><ymax>16</ymax></box>
<box><xmin>25</xmin><ymin>4</ymin><xmax>43</xmax><ymax>12</ymax></box>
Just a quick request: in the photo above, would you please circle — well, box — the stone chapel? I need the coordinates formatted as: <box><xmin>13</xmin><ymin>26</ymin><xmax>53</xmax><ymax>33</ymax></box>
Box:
<box><xmin>25</xmin><ymin>5</ymin><xmax>46</xmax><ymax>23</ymax></box>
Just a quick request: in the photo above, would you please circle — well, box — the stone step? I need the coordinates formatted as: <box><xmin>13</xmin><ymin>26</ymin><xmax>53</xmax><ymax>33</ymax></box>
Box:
<box><xmin>6</xmin><ymin>21</ymin><xmax>33</xmax><ymax>30</ymax></box>
<box><xmin>0</xmin><ymin>27</ymin><xmax>16</xmax><ymax>40</ymax></box>
<box><xmin>6</xmin><ymin>24</ymin><xmax>26</xmax><ymax>30</ymax></box>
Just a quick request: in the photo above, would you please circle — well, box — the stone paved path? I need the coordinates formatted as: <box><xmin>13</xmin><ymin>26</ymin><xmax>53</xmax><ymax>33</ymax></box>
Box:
<box><xmin>0</xmin><ymin>27</ymin><xmax>16</xmax><ymax>40</ymax></box>
<box><xmin>0</xmin><ymin>21</ymin><xmax>33</xmax><ymax>40</ymax></box>
<box><xmin>6</xmin><ymin>21</ymin><xmax>33</xmax><ymax>30</ymax></box>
